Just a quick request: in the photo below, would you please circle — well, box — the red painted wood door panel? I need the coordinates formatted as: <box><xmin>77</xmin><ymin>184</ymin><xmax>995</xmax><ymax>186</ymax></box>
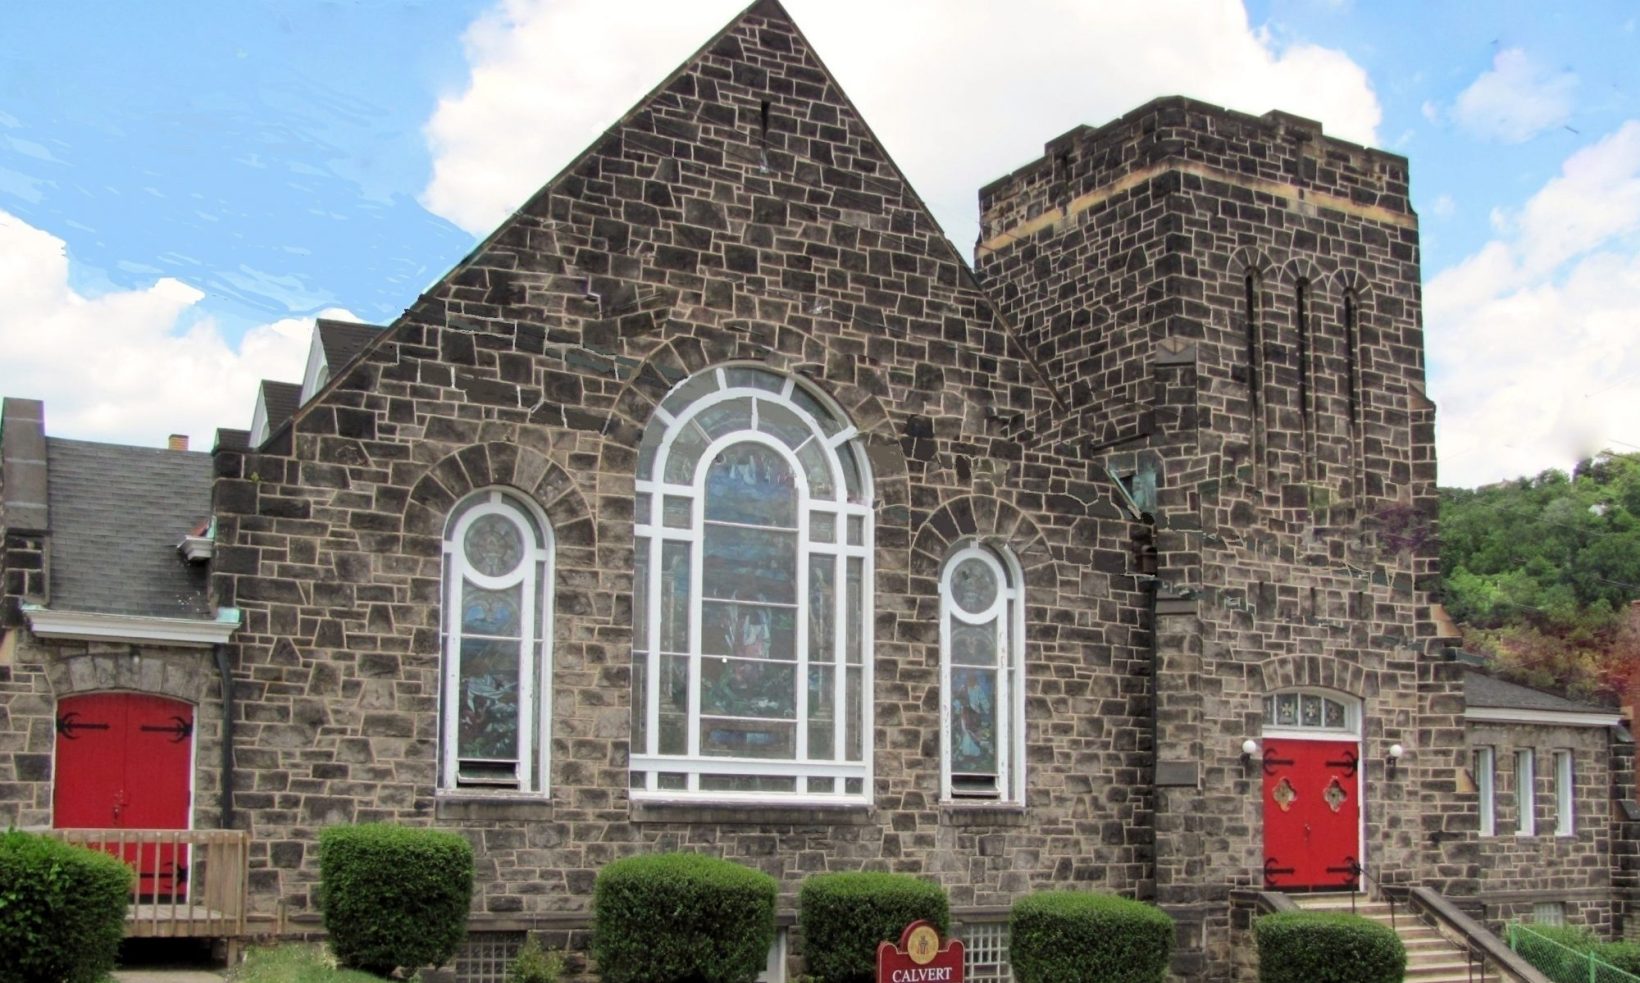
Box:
<box><xmin>54</xmin><ymin>693</ymin><xmax>193</xmax><ymax>898</ymax></box>
<box><xmin>1262</xmin><ymin>738</ymin><xmax>1360</xmax><ymax>890</ymax></box>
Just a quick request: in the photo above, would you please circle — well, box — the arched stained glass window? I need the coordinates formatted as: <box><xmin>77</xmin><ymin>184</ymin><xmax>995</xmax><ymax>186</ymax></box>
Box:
<box><xmin>940</xmin><ymin>544</ymin><xmax>1024</xmax><ymax>802</ymax></box>
<box><xmin>631</xmin><ymin>365</ymin><xmax>873</xmax><ymax>802</ymax></box>
<box><xmin>441</xmin><ymin>490</ymin><xmax>554</xmax><ymax>793</ymax></box>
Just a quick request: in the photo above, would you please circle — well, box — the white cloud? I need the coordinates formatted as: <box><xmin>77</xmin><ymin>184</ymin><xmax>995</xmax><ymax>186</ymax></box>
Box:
<box><xmin>422</xmin><ymin>0</ymin><xmax>1383</xmax><ymax>245</ymax></box>
<box><xmin>0</xmin><ymin>211</ymin><xmax>353</xmax><ymax>449</ymax></box>
<box><xmin>1430</xmin><ymin>193</ymin><xmax>1456</xmax><ymax>219</ymax></box>
<box><xmin>1427</xmin><ymin>121</ymin><xmax>1640</xmax><ymax>487</ymax></box>
<box><xmin>1451</xmin><ymin>48</ymin><xmax>1577</xmax><ymax>143</ymax></box>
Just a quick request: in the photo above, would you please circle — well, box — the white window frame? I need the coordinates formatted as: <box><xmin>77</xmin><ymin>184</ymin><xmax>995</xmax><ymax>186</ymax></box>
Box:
<box><xmin>439</xmin><ymin>489</ymin><xmax>555</xmax><ymax>795</ymax></box>
<box><xmin>939</xmin><ymin>543</ymin><xmax>1026</xmax><ymax>803</ymax></box>
<box><xmin>630</xmin><ymin>365</ymin><xmax>874</xmax><ymax>804</ymax></box>
<box><xmin>1555</xmin><ymin>750</ymin><xmax>1575</xmax><ymax>837</ymax></box>
<box><xmin>1475</xmin><ymin>746</ymin><xmax>1496</xmax><ymax>837</ymax></box>
<box><xmin>1516</xmin><ymin>748</ymin><xmax>1536</xmax><ymax>837</ymax></box>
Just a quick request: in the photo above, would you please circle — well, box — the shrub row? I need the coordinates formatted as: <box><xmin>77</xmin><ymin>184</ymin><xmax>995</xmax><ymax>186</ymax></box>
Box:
<box><xmin>0</xmin><ymin>830</ymin><xmax>133</xmax><ymax>983</ymax></box>
<box><xmin>591</xmin><ymin>856</ymin><xmax>1175</xmax><ymax>983</ymax></box>
<box><xmin>1254</xmin><ymin>912</ymin><xmax>1405</xmax><ymax>983</ymax></box>
<box><xmin>1519</xmin><ymin>923</ymin><xmax>1640</xmax><ymax>978</ymax></box>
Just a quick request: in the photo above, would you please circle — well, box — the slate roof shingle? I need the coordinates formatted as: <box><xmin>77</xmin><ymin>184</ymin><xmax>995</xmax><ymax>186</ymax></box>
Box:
<box><xmin>44</xmin><ymin>437</ymin><xmax>213</xmax><ymax>620</ymax></box>
<box><xmin>259</xmin><ymin>380</ymin><xmax>303</xmax><ymax>436</ymax></box>
<box><xmin>316</xmin><ymin>319</ymin><xmax>383</xmax><ymax>371</ymax></box>
<box><xmin>1463</xmin><ymin>671</ymin><xmax>1615</xmax><ymax>715</ymax></box>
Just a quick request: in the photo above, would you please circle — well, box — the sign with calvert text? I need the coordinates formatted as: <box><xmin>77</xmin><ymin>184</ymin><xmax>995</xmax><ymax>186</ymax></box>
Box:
<box><xmin>876</xmin><ymin>920</ymin><xmax>965</xmax><ymax>983</ymax></box>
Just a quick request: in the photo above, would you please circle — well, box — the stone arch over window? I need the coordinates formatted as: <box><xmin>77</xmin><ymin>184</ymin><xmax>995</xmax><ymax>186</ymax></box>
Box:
<box><xmin>909</xmin><ymin>496</ymin><xmax>1055</xmax><ymax>589</ymax></box>
<box><xmin>440</xmin><ymin>488</ymin><xmax>555</xmax><ymax>793</ymax></box>
<box><xmin>629</xmin><ymin>363</ymin><xmax>875</xmax><ymax>802</ymax></box>
<box><xmin>44</xmin><ymin>652</ymin><xmax>212</xmax><ymax>704</ymax></box>
<box><xmin>1257</xmin><ymin>653</ymin><xmax>1371</xmax><ymax>706</ymax></box>
<box><xmin>940</xmin><ymin>542</ymin><xmax>1026</xmax><ymax>802</ymax></box>
<box><xmin>404</xmin><ymin>442</ymin><xmax>590</xmax><ymax>549</ymax></box>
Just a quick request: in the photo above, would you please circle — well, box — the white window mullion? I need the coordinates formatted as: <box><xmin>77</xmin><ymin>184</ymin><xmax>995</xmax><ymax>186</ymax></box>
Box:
<box><xmin>833</xmin><ymin>549</ymin><xmax>847</xmax><ymax>765</ymax></box>
<box><xmin>441</xmin><ymin>547</ymin><xmax>461</xmax><ymax>790</ymax></box>
<box><xmin>1476</xmin><ymin>747</ymin><xmax>1495</xmax><ymax>836</ymax></box>
<box><xmin>644</xmin><ymin>533</ymin><xmax>663</xmax><ymax>782</ymax></box>
<box><xmin>939</xmin><ymin>600</ymin><xmax>952</xmax><ymax>797</ymax></box>
<box><xmin>994</xmin><ymin>612</ymin><xmax>1009</xmax><ymax>798</ymax></box>
<box><xmin>686</xmin><ymin>485</ymin><xmax>704</xmax><ymax>778</ymax></box>
<box><xmin>1517</xmin><ymin>749</ymin><xmax>1536</xmax><ymax>836</ymax></box>
<box><xmin>794</xmin><ymin>491</ymin><xmax>811</xmax><ymax>763</ymax></box>
<box><xmin>535</xmin><ymin>552</ymin><xmax>553</xmax><ymax>794</ymax></box>
<box><xmin>517</xmin><ymin>571</ymin><xmax>536</xmax><ymax>792</ymax></box>
<box><xmin>1555</xmin><ymin>750</ymin><xmax>1574</xmax><ymax>837</ymax></box>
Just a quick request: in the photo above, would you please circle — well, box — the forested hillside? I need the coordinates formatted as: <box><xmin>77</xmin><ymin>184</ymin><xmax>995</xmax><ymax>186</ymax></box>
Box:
<box><xmin>1440</xmin><ymin>451</ymin><xmax>1640</xmax><ymax>702</ymax></box>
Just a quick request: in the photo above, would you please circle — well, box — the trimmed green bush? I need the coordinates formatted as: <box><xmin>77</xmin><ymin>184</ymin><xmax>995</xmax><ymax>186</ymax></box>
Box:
<box><xmin>0</xmin><ymin>829</ymin><xmax>133</xmax><ymax>983</ymax></box>
<box><xmin>592</xmin><ymin>852</ymin><xmax>776</xmax><ymax>983</ymax></box>
<box><xmin>508</xmin><ymin>936</ymin><xmax>565</xmax><ymax>983</ymax></box>
<box><xmin>318</xmin><ymin>823</ymin><xmax>474</xmax><ymax>976</ymax></box>
<box><xmin>798</xmin><ymin>871</ymin><xmax>949</xmax><ymax>983</ymax></box>
<box><xmin>1009</xmin><ymin>891</ymin><xmax>1174</xmax><ymax>983</ymax></box>
<box><xmin>1254</xmin><ymin>912</ymin><xmax>1405</xmax><ymax>983</ymax></box>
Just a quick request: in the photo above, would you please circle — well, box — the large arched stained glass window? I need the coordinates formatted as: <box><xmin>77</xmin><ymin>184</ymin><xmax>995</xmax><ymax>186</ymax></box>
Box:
<box><xmin>940</xmin><ymin>544</ymin><xmax>1024</xmax><ymax>802</ymax></box>
<box><xmin>631</xmin><ymin>365</ymin><xmax>873</xmax><ymax>802</ymax></box>
<box><xmin>440</xmin><ymin>490</ymin><xmax>554</xmax><ymax>793</ymax></box>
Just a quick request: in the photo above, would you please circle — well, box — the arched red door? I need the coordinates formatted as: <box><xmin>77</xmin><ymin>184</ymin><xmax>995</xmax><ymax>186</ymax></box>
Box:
<box><xmin>54</xmin><ymin>693</ymin><xmax>194</xmax><ymax>897</ymax></box>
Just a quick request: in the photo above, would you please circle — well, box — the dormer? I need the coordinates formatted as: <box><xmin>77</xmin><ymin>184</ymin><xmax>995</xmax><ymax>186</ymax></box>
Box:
<box><xmin>299</xmin><ymin>318</ymin><xmax>384</xmax><ymax>403</ymax></box>
<box><xmin>247</xmin><ymin>380</ymin><xmax>303</xmax><ymax>448</ymax></box>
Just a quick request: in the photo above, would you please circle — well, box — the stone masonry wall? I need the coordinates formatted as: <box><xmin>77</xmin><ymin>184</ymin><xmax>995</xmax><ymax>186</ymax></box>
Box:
<box><xmin>207</xmin><ymin>5</ymin><xmax>1160</xmax><ymax>970</ymax></box>
<box><xmin>976</xmin><ymin>97</ymin><xmax>1444</xmax><ymax>980</ymax></box>
<box><xmin>0</xmin><ymin>633</ymin><xmax>225</xmax><ymax>832</ymax></box>
<box><xmin>1469</xmin><ymin>722</ymin><xmax>1619</xmax><ymax>935</ymax></box>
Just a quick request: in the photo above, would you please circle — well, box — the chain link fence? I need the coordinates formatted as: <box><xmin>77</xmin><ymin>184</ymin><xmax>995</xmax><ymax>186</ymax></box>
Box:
<box><xmin>1509</xmin><ymin>923</ymin><xmax>1640</xmax><ymax>983</ymax></box>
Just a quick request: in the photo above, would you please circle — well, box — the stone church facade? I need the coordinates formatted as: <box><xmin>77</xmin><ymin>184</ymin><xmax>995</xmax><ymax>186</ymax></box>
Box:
<box><xmin>2</xmin><ymin>2</ymin><xmax>1634</xmax><ymax>979</ymax></box>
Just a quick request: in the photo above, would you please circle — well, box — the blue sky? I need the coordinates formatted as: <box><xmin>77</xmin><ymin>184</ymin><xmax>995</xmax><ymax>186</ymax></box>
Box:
<box><xmin>3</xmin><ymin>0</ymin><xmax>1638</xmax><ymax>487</ymax></box>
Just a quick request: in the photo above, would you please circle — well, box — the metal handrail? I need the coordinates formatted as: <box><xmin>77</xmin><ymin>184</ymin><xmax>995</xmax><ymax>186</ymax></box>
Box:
<box><xmin>1346</xmin><ymin>859</ymin><xmax>1397</xmax><ymax>933</ymax></box>
<box><xmin>1350</xmin><ymin>867</ymin><xmax>1496</xmax><ymax>982</ymax></box>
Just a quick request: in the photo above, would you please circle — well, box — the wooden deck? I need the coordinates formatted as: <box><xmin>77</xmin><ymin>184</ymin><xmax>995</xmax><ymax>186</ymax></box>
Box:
<box><xmin>43</xmin><ymin>828</ymin><xmax>249</xmax><ymax>956</ymax></box>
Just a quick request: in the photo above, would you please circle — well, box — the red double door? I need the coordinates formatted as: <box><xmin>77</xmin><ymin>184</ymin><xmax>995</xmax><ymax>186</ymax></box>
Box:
<box><xmin>1261</xmin><ymin>738</ymin><xmax>1361</xmax><ymax>890</ymax></box>
<box><xmin>53</xmin><ymin>693</ymin><xmax>194</xmax><ymax>898</ymax></box>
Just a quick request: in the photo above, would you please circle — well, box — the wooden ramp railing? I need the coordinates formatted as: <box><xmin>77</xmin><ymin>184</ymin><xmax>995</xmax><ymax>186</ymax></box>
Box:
<box><xmin>44</xmin><ymin>828</ymin><xmax>249</xmax><ymax>948</ymax></box>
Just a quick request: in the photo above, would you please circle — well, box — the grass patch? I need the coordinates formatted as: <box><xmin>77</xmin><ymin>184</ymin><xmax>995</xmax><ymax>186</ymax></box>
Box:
<box><xmin>230</xmin><ymin>944</ymin><xmax>392</xmax><ymax>982</ymax></box>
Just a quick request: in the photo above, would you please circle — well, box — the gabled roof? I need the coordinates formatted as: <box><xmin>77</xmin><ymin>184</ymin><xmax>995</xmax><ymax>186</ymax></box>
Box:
<box><xmin>1463</xmin><ymin>671</ymin><xmax>1621</xmax><ymax>727</ymax></box>
<box><xmin>43</xmin><ymin>437</ymin><xmax>213</xmax><ymax>620</ymax></box>
<box><xmin>260</xmin><ymin>380</ymin><xmax>303</xmax><ymax>433</ymax></box>
<box><xmin>250</xmin><ymin>379</ymin><xmax>304</xmax><ymax>447</ymax></box>
<box><xmin>316</xmin><ymin>319</ymin><xmax>383</xmax><ymax>369</ymax></box>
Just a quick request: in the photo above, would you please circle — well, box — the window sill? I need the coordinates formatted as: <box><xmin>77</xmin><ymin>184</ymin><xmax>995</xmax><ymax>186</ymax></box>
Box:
<box><xmin>434</xmin><ymin>792</ymin><xmax>555</xmax><ymax>821</ymax></box>
<box><xmin>939</xmin><ymin>802</ymin><xmax>1028</xmax><ymax>826</ymax></box>
<box><xmin>629</xmin><ymin>797</ymin><xmax>876</xmax><ymax>825</ymax></box>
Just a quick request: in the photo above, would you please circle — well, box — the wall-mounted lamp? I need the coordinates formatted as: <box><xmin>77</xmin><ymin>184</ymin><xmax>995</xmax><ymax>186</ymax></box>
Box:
<box><xmin>1386</xmin><ymin>743</ymin><xmax>1405</xmax><ymax>779</ymax></box>
<box><xmin>1241</xmin><ymin>739</ymin><xmax>1260</xmax><ymax>773</ymax></box>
